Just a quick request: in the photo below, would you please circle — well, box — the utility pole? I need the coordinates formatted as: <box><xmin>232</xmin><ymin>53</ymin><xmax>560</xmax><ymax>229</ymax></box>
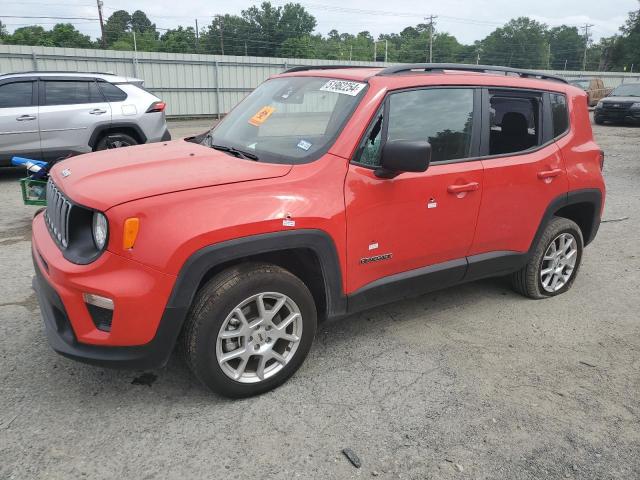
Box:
<box><xmin>564</xmin><ymin>59</ymin><xmax>568</xmax><ymax>70</ymax></box>
<box><xmin>96</xmin><ymin>0</ymin><xmax>106</xmax><ymax>47</ymax></box>
<box><xmin>384</xmin><ymin>39</ymin><xmax>388</xmax><ymax>63</ymax></box>
<box><xmin>581</xmin><ymin>23</ymin><xmax>594</xmax><ymax>71</ymax></box>
<box><xmin>424</xmin><ymin>15</ymin><xmax>437</xmax><ymax>63</ymax></box>
<box><xmin>349</xmin><ymin>45</ymin><xmax>352</xmax><ymax>61</ymax></box>
<box><xmin>195</xmin><ymin>19</ymin><xmax>199</xmax><ymax>51</ymax></box>
<box><xmin>475</xmin><ymin>46</ymin><xmax>482</xmax><ymax>65</ymax></box>
<box><xmin>373</xmin><ymin>41</ymin><xmax>377</xmax><ymax>62</ymax></box>
<box><xmin>218</xmin><ymin>15</ymin><xmax>225</xmax><ymax>55</ymax></box>
<box><xmin>547</xmin><ymin>43</ymin><xmax>551</xmax><ymax>69</ymax></box>
<box><xmin>244</xmin><ymin>41</ymin><xmax>248</xmax><ymax>56</ymax></box>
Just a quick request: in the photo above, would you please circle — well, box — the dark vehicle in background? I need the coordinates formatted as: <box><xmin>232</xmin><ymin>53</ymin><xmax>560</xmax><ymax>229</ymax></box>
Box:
<box><xmin>569</xmin><ymin>78</ymin><xmax>612</xmax><ymax>106</ymax></box>
<box><xmin>594</xmin><ymin>83</ymin><xmax>640</xmax><ymax>125</ymax></box>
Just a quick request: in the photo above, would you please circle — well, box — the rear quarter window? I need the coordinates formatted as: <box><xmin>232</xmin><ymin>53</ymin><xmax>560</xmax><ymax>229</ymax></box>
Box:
<box><xmin>99</xmin><ymin>82</ymin><xmax>128</xmax><ymax>102</ymax></box>
<box><xmin>550</xmin><ymin>94</ymin><xmax>569</xmax><ymax>138</ymax></box>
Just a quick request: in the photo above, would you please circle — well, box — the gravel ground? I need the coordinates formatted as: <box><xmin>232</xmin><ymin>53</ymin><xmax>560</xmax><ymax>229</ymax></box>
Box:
<box><xmin>0</xmin><ymin>119</ymin><xmax>638</xmax><ymax>479</ymax></box>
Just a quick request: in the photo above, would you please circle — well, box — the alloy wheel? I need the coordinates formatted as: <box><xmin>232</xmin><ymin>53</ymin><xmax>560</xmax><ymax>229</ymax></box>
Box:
<box><xmin>540</xmin><ymin>232</ymin><xmax>578</xmax><ymax>293</ymax></box>
<box><xmin>216</xmin><ymin>292</ymin><xmax>303</xmax><ymax>383</ymax></box>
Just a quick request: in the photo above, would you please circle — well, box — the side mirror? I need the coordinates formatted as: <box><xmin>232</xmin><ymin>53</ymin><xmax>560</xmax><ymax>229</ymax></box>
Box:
<box><xmin>375</xmin><ymin>140</ymin><xmax>431</xmax><ymax>179</ymax></box>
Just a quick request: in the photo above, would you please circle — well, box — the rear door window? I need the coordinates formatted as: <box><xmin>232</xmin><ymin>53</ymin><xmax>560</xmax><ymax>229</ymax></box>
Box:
<box><xmin>0</xmin><ymin>82</ymin><xmax>34</xmax><ymax>108</ymax></box>
<box><xmin>488</xmin><ymin>93</ymin><xmax>542</xmax><ymax>155</ymax></box>
<box><xmin>43</xmin><ymin>80</ymin><xmax>104</xmax><ymax>106</ymax></box>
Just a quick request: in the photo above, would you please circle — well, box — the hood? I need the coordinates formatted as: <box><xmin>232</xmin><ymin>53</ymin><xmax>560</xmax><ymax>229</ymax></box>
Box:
<box><xmin>601</xmin><ymin>96</ymin><xmax>640</xmax><ymax>104</ymax></box>
<box><xmin>49</xmin><ymin>140</ymin><xmax>293</xmax><ymax>210</ymax></box>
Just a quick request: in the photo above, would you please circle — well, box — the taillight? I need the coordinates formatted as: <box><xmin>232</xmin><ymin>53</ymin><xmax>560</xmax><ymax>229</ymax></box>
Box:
<box><xmin>146</xmin><ymin>101</ymin><xmax>166</xmax><ymax>113</ymax></box>
<box><xmin>599</xmin><ymin>150</ymin><xmax>605</xmax><ymax>171</ymax></box>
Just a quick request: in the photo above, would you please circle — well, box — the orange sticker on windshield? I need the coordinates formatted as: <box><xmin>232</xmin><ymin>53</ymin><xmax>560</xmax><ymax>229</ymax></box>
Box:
<box><xmin>249</xmin><ymin>106</ymin><xmax>275</xmax><ymax>126</ymax></box>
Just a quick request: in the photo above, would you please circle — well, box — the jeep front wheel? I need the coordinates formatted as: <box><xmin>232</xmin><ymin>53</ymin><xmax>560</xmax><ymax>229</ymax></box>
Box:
<box><xmin>512</xmin><ymin>217</ymin><xmax>584</xmax><ymax>299</ymax></box>
<box><xmin>182</xmin><ymin>263</ymin><xmax>317</xmax><ymax>398</ymax></box>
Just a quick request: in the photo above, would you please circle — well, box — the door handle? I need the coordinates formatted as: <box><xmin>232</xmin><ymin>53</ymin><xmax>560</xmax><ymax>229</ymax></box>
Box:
<box><xmin>16</xmin><ymin>114</ymin><xmax>36</xmax><ymax>121</ymax></box>
<box><xmin>537</xmin><ymin>169</ymin><xmax>562</xmax><ymax>179</ymax></box>
<box><xmin>447</xmin><ymin>182</ymin><xmax>479</xmax><ymax>194</ymax></box>
<box><xmin>89</xmin><ymin>108</ymin><xmax>107</xmax><ymax>115</ymax></box>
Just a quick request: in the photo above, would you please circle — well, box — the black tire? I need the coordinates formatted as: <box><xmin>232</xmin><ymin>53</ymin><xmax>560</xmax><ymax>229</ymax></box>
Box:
<box><xmin>512</xmin><ymin>217</ymin><xmax>584</xmax><ymax>299</ymax></box>
<box><xmin>181</xmin><ymin>263</ymin><xmax>317</xmax><ymax>398</ymax></box>
<box><xmin>95</xmin><ymin>133</ymin><xmax>138</xmax><ymax>150</ymax></box>
<box><xmin>594</xmin><ymin>116</ymin><xmax>604</xmax><ymax>125</ymax></box>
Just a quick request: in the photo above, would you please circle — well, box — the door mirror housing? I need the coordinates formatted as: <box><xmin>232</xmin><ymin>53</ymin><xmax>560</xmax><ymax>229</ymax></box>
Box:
<box><xmin>375</xmin><ymin>140</ymin><xmax>431</xmax><ymax>179</ymax></box>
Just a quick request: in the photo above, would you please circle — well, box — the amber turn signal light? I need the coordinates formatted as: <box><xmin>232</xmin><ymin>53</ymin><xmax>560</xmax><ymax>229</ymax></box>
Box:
<box><xmin>122</xmin><ymin>218</ymin><xmax>140</xmax><ymax>249</ymax></box>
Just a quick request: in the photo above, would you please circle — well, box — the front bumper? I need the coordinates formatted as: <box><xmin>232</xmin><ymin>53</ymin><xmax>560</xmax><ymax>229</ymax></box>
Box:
<box><xmin>31</xmin><ymin>212</ymin><xmax>186</xmax><ymax>369</ymax></box>
<box><xmin>595</xmin><ymin>108</ymin><xmax>640</xmax><ymax>123</ymax></box>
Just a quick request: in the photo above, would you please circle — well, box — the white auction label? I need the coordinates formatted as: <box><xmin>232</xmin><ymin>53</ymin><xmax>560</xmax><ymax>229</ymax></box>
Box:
<box><xmin>319</xmin><ymin>79</ymin><xmax>366</xmax><ymax>96</ymax></box>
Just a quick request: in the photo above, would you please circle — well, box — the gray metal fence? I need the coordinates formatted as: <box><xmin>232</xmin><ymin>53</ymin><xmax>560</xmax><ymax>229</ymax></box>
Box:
<box><xmin>2</xmin><ymin>44</ymin><xmax>639</xmax><ymax>117</ymax></box>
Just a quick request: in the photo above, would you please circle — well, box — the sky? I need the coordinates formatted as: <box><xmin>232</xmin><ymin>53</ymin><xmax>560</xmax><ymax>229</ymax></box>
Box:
<box><xmin>2</xmin><ymin>0</ymin><xmax>638</xmax><ymax>44</ymax></box>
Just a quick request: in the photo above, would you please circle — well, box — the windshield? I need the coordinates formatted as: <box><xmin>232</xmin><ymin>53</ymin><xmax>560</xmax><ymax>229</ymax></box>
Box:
<box><xmin>570</xmin><ymin>80</ymin><xmax>589</xmax><ymax>89</ymax></box>
<box><xmin>204</xmin><ymin>76</ymin><xmax>367</xmax><ymax>164</ymax></box>
<box><xmin>610</xmin><ymin>83</ymin><xmax>640</xmax><ymax>97</ymax></box>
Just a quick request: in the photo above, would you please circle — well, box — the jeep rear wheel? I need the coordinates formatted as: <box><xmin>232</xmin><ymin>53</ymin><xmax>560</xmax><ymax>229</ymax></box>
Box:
<box><xmin>512</xmin><ymin>217</ymin><xmax>584</xmax><ymax>299</ymax></box>
<box><xmin>182</xmin><ymin>263</ymin><xmax>317</xmax><ymax>398</ymax></box>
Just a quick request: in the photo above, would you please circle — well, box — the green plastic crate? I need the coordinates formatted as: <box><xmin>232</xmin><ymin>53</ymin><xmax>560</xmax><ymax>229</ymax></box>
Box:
<box><xmin>20</xmin><ymin>177</ymin><xmax>47</xmax><ymax>206</ymax></box>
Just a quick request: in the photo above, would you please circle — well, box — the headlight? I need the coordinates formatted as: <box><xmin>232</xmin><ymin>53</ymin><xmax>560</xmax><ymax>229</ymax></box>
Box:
<box><xmin>92</xmin><ymin>212</ymin><xmax>108</xmax><ymax>250</ymax></box>
<box><xmin>596</xmin><ymin>101</ymin><xmax>603</xmax><ymax>109</ymax></box>
<box><xmin>631</xmin><ymin>102</ymin><xmax>640</xmax><ymax>109</ymax></box>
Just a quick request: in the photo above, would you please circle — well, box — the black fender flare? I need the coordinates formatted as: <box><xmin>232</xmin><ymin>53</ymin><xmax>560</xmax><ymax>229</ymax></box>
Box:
<box><xmin>529</xmin><ymin>188</ymin><xmax>603</xmax><ymax>252</ymax></box>
<box><xmin>88</xmin><ymin>122</ymin><xmax>148</xmax><ymax>149</ymax></box>
<box><xmin>165</xmin><ymin>229</ymin><xmax>347</xmax><ymax>319</ymax></box>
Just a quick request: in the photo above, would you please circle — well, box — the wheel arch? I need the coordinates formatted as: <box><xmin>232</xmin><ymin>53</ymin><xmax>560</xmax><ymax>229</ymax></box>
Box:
<box><xmin>166</xmin><ymin>230</ymin><xmax>347</xmax><ymax>325</ymax></box>
<box><xmin>89</xmin><ymin>122</ymin><xmax>148</xmax><ymax>149</ymax></box>
<box><xmin>531</xmin><ymin>189</ymin><xmax>603</xmax><ymax>252</ymax></box>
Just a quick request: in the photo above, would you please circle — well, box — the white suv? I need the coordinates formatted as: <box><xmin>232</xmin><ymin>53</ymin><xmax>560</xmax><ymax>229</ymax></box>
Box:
<box><xmin>0</xmin><ymin>71</ymin><xmax>171</xmax><ymax>166</ymax></box>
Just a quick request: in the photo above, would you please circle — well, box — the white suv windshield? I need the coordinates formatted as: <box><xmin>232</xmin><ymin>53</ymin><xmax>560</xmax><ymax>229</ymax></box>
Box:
<box><xmin>205</xmin><ymin>76</ymin><xmax>367</xmax><ymax>164</ymax></box>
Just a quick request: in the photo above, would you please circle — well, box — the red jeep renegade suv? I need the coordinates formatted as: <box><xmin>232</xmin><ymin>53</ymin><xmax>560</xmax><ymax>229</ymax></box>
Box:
<box><xmin>32</xmin><ymin>64</ymin><xmax>605</xmax><ymax>397</ymax></box>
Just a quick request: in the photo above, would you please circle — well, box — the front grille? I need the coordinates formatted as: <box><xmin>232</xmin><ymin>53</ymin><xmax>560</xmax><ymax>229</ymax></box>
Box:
<box><xmin>602</xmin><ymin>102</ymin><xmax>632</xmax><ymax>112</ymax></box>
<box><xmin>45</xmin><ymin>180</ymin><xmax>73</xmax><ymax>249</ymax></box>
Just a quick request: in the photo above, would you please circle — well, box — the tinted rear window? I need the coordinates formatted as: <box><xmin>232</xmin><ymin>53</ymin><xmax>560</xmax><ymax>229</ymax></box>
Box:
<box><xmin>99</xmin><ymin>82</ymin><xmax>128</xmax><ymax>102</ymax></box>
<box><xmin>0</xmin><ymin>81</ymin><xmax>34</xmax><ymax>108</ymax></box>
<box><xmin>550</xmin><ymin>94</ymin><xmax>569</xmax><ymax>138</ymax></box>
<box><xmin>43</xmin><ymin>81</ymin><xmax>104</xmax><ymax>106</ymax></box>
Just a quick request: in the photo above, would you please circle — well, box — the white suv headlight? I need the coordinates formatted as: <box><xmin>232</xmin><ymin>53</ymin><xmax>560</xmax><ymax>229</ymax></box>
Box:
<box><xmin>92</xmin><ymin>212</ymin><xmax>108</xmax><ymax>250</ymax></box>
<box><xmin>631</xmin><ymin>102</ymin><xmax>640</xmax><ymax>109</ymax></box>
<box><xmin>596</xmin><ymin>101</ymin><xmax>603</xmax><ymax>108</ymax></box>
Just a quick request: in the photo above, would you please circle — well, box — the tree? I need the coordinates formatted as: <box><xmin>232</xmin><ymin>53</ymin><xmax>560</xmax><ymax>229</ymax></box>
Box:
<box><xmin>161</xmin><ymin>27</ymin><xmax>198</xmax><ymax>53</ymax></box>
<box><xmin>480</xmin><ymin>17</ymin><xmax>548</xmax><ymax>68</ymax></box>
<box><xmin>49</xmin><ymin>23</ymin><xmax>93</xmax><ymax>48</ymax></box>
<box><xmin>4</xmin><ymin>26</ymin><xmax>53</xmax><ymax>46</ymax></box>
<box><xmin>547</xmin><ymin>26</ymin><xmax>584</xmax><ymax>70</ymax></box>
<box><xmin>131</xmin><ymin>10</ymin><xmax>156</xmax><ymax>36</ymax></box>
<box><xmin>0</xmin><ymin>21</ymin><xmax>7</xmax><ymax>42</ymax></box>
<box><xmin>104</xmin><ymin>10</ymin><xmax>132</xmax><ymax>46</ymax></box>
<box><xmin>614</xmin><ymin>2</ymin><xmax>640</xmax><ymax>70</ymax></box>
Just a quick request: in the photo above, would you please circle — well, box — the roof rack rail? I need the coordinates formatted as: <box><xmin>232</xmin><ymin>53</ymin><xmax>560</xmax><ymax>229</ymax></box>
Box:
<box><xmin>376</xmin><ymin>63</ymin><xmax>568</xmax><ymax>84</ymax></box>
<box><xmin>0</xmin><ymin>70</ymin><xmax>120</xmax><ymax>77</ymax></box>
<box><xmin>283</xmin><ymin>65</ymin><xmax>378</xmax><ymax>73</ymax></box>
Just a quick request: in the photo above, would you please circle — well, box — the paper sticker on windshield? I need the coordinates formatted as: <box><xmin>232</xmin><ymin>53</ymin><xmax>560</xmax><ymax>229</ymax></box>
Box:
<box><xmin>320</xmin><ymin>79</ymin><xmax>366</xmax><ymax>96</ymax></box>
<box><xmin>297</xmin><ymin>139</ymin><xmax>312</xmax><ymax>151</ymax></box>
<box><xmin>249</xmin><ymin>106</ymin><xmax>275</xmax><ymax>126</ymax></box>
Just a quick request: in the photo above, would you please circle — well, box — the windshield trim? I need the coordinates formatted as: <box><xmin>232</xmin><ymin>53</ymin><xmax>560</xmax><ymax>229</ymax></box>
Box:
<box><xmin>206</xmin><ymin>76</ymin><xmax>370</xmax><ymax>165</ymax></box>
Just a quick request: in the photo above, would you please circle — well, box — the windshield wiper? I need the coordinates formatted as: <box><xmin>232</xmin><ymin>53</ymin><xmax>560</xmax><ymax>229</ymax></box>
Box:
<box><xmin>211</xmin><ymin>143</ymin><xmax>259</xmax><ymax>161</ymax></box>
